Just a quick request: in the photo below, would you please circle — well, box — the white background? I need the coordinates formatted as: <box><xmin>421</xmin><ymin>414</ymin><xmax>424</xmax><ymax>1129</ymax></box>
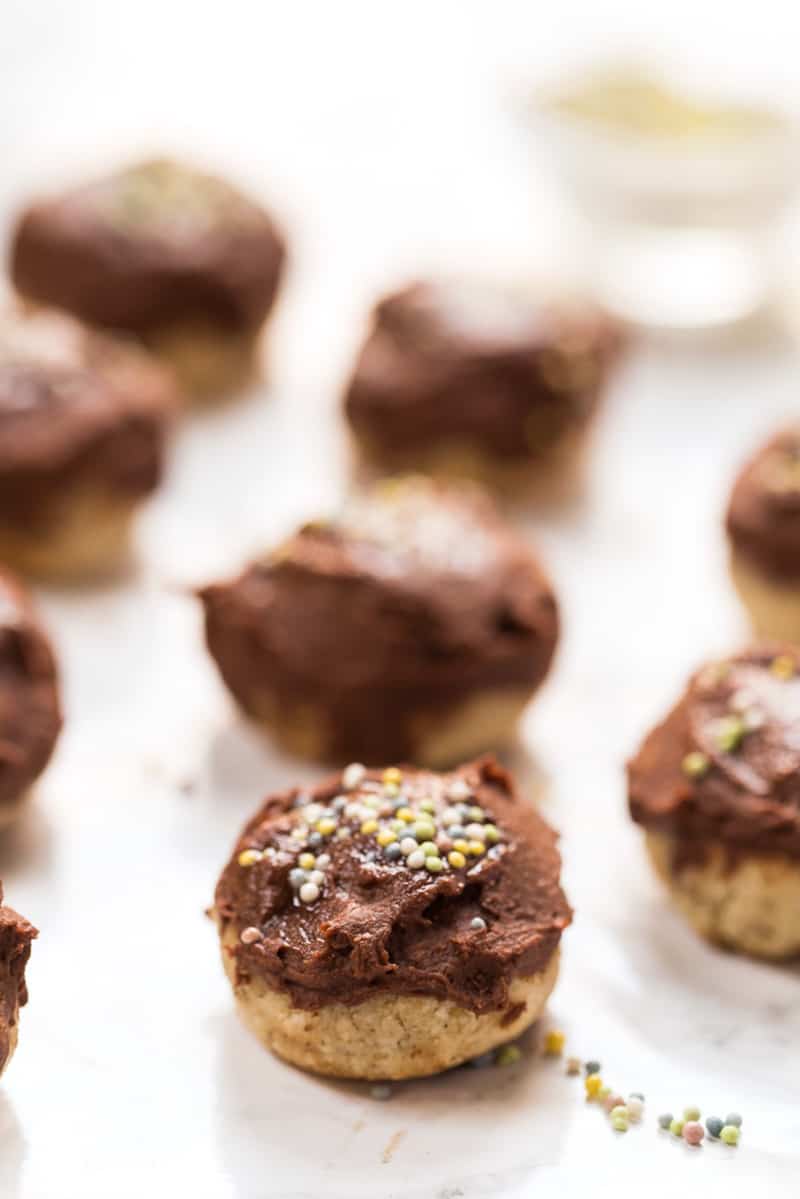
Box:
<box><xmin>1</xmin><ymin>3</ymin><xmax>800</xmax><ymax>1196</ymax></box>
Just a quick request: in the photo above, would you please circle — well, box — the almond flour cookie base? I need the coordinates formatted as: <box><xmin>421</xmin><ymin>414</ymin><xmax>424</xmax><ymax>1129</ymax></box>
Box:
<box><xmin>0</xmin><ymin>496</ymin><xmax>136</xmax><ymax>580</ymax></box>
<box><xmin>144</xmin><ymin>321</ymin><xmax>261</xmax><ymax>400</ymax></box>
<box><xmin>729</xmin><ymin>550</ymin><xmax>800</xmax><ymax>642</ymax></box>
<box><xmin>0</xmin><ymin>788</ymin><xmax>32</xmax><ymax>833</ymax></box>
<box><xmin>219</xmin><ymin>922</ymin><xmax>560</xmax><ymax>1080</ymax></box>
<box><xmin>646</xmin><ymin>831</ymin><xmax>800</xmax><ymax>959</ymax></box>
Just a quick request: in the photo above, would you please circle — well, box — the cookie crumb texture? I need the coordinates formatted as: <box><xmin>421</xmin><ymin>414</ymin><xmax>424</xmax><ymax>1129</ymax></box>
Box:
<box><xmin>629</xmin><ymin>645</ymin><xmax>800</xmax><ymax>957</ymax></box>
<box><xmin>214</xmin><ymin>757</ymin><xmax>570</xmax><ymax>1078</ymax></box>
<box><xmin>200</xmin><ymin>477</ymin><xmax>559</xmax><ymax>765</ymax></box>
<box><xmin>0</xmin><ymin>886</ymin><xmax>37</xmax><ymax>1077</ymax></box>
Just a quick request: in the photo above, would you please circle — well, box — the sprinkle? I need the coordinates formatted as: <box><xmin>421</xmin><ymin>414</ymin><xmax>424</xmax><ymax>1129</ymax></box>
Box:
<box><xmin>470</xmin><ymin>916</ymin><xmax>487</xmax><ymax>931</ymax></box>
<box><xmin>706</xmin><ymin>1116</ymin><xmax>723</xmax><ymax>1139</ymax></box>
<box><xmin>496</xmin><ymin>1045</ymin><xmax>521</xmax><ymax>1067</ymax></box>
<box><xmin>598</xmin><ymin>1085</ymin><xmax>611</xmax><ymax>1100</ymax></box>
<box><xmin>610</xmin><ymin>1104</ymin><xmax>628</xmax><ymax>1119</ymax></box>
<box><xmin>442</xmin><ymin>807</ymin><xmax>461</xmax><ymax>825</ymax></box>
<box><xmin>436</xmin><ymin>835</ymin><xmax>453</xmax><ymax>853</ymax></box>
<box><xmin>585</xmin><ymin>1074</ymin><xmax>602</xmax><ymax>1099</ymax></box>
<box><xmin>299</xmin><ymin>882</ymin><xmax>320</xmax><ymax>903</ymax></box>
<box><xmin>468</xmin><ymin>806</ymin><xmax>485</xmax><ymax>822</ymax></box>
<box><xmin>370</xmin><ymin>1084</ymin><xmax>392</xmax><ymax>1101</ymax></box>
<box><xmin>604</xmin><ymin>1093</ymin><xmax>625</xmax><ymax>1114</ymax></box>
<box><xmin>396</xmin><ymin>807</ymin><xmax>415</xmax><ymax>823</ymax></box>
<box><xmin>658</xmin><ymin>1113</ymin><xmax>673</xmax><ymax>1130</ymax></box>
<box><xmin>308</xmin><ymin>832</ymin><xmax>323</xmax><ymax>849</ymax></box>
<box><xmin>289</xmin><ymin>868</ymin><xmax>307</xmax><ymax>889</ymax></box>
<box><xmin>771</xmin><ymin>654</ymin><xmax>795</xmax><ymax>680</ymax></box>
<box><xmin>626</xmin><ymin>1095</ymin><xmax>644</xmax><ymax>1122</ymax></box>
<box><xmin>298</xmin><ymin>853</ymin><xmax>316</xmax><ymax>870</ymax></box>
<box><xmin>419</xmin><ymin>798</ymin><xmax>436</xmax><ymax>814</ymax></box>
<box><xmin>611</xmin><ymin>1114</ymin><xmax>629</xmax><ymax>1133</ymax></box>
<box><xmin>669</xmin><ymin>1119</ymin><xmax>684</xmax><ymax>1137</ymax></box>
<box><xmin>725</xmin><ymin>1112</ymin><xmax>742</xmax><ymax>1127</ymax></box>
<box><xmin>712</xmin><ymin>714</ymin><xmax>746</xmax><ymax>753</ymax></box>
<box><xmin>683</xmin><ymin>1105</ymin><xmax>701</xmax><ymax>1122</ymax></box>
<box><xmin>465</xmin><ymin>823</ymin><xmax>486</xmax><ymax>841</ymax></box>
<box><xmin>315</xmin><ymin>854</ymin><xmax>331</xmax><ymax>868</ymax></box>
<box><xmin>449</xmin><ymin>851</ymin><xmax>467</xmax><ymax>869</ymax></box>
<box><xmin>304</xmin><ymin>804</ymin><xmax>324</xmax><ymax>825</ymax></box>
<box><xmin>720</xmin><ymin>1125</ymin><xmax>740</xmax><ymax>1146</ymax></box>
<box><xmin>331</xmin><ymin>796</ymin><xmax>347</xmax><ymax>812</ymax></box>
<box><xmin>384</xmin><ymin>844</ymin><xmax>402</xmax><ymax>861</ymax></box>
<box><xmin>743</xmin><ymin>707</ymin><xmax>765</xmax><ymax>731</ymax></box>
<box><xmin>418</xmin><ymin>841</ymin><xmax>438</xmax><ymax>855</ymax></box>
<box><xmin>382</xmin><ymin>767</ymin><xmax>402</xmax><ymax>787</ymax></box>
<box><xmin>483</xmin><ymin>824</ymin><xmax>500</xmax><ymax>844</ymax></box>
<box><xmin>343</xmin><ymin>763</ymin><xmax>366</xmax><ymax>790</ymax></box>
<box><xmin>683</xmin><ymin>1122</ymin><xmax>704</xmax><ymax>1146</ymax></box>
<box><xmin>309</xmin><ymin>870</ymin><xmax>325</xmax><ymax>886</ymax></box>
<box><xmin>566</xmin><ymin>1057</ymin><xmax>581</xmax><ymax>1076</ymax></box>
<box><xmin>238</xmin><ymin>849</ymin><xmax>262</xmax><ymax>867</ymax></box>
<box><xmin>447</xmin><ymin>825</ymin><xmax>467</xmax><ymax>840</ymax></box>
<box><xmin>317</xmin><ymin>817</ymin><xmax>337</xmax><ymax>837</ymax></box>
<box><xmin>390</xmin><ymin>819</ymin><xmax>406</xmax><ymax>833</ymax></box>
<box><xmin>240</xmin><ymin>926</ymin><xmax>261</xmax><ymax>944</ymax></box>
<box><xmin>376</xmin><ymin>829</ymin><xmax>396</xmax><ymax>847</ymax></box>
<box><xmin>406</xmin><ymin>849</ymin><xmax>425</xmax><ymax>869</ymax></box>
<box><xmin>585</xmin><ymin>1060</ymin><xmax>601</xmax><ymax>1076</ymax></box>
<box><xmin>412</xmin><ymin>821</ymin><xmax>436</xmax><ymax>842</ymax></box>
<box><xmin>400</xmin><ymin>837</ymin><xmax>418</xmax><ymax>856</ymax></box>
<box><xmin>467</xmin><ymin>840</ymin><xmax>486</xmax><ymax>856</ymax></box>
<box><xmin>360</xmin><ymin>819</ymin><xmax>379</xmax><ymax>835</ymax></box>
<box><xmin>344</xmin><ymin>803</ymin><xmax>363</xmax><ymax>821</ymax></box>
<box><xmin>453</xmin><ymin>838</ymin><xmax>470</xmax><ymax>855</ymax></box>
<box><xmin>425</xmin><ymin>856</ymin><xmax>444</xmax><ymax>873</ymax></box>
<box><xmin>446</xmin><ymin>779</ymin><xmax>470</xmax><ymax>802</ymax></box>
<box><xmin>336</xmin><ymin>827</ymin><xmax>351</xmax><ymax>840</ymax></box>
<box><xmin>629</xmin><ymin>1091</ymin><xmax>645</xmax><ymax>1101</ymax></box>
<box><xmin>682</xmin><ymin>751</ymin><xmax>710</xmax><ymax>779</ymax></box>
<box><xmin>543</xmin><ymin>1030</ymin><xmax>565</xmax><ymax>1056</ymax></box>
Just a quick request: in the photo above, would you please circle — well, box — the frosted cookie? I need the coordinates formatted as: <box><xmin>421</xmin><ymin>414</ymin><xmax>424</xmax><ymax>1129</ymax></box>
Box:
<box><xmin>344</xmin><ymin>280</ymin><xmax>621</xmax><ymax>496</ymax></box>
<box><xmin>199</xmin><ymin>477</ymin><xmax>559</xmax><ymax>766</ymax></box>
<box><xmin>11</xmin><ymin>158</ymin><xmax>286</xmax><ymax>397</ymax></box>
<box><xmin>726</xmin><ymin>428</ymin><xmax>800</xmax><ymax>640</ymax></box>
<box><xmin>628</xmin><ymin>646</ymin><xmax>800</xmax><ymax>958</ymax></box>
<box><xmin>0</xmin><ymin>307</ymin><xmax>175</xmax><ymax>577</ymax></box>
<box><xmin>213</xmin><ymin>757</ymin><xmax>571</xmax><ymax>1079</ymax></box>
<box><xmin>0</xmin><ymin>884</ymin><xmax>37</xmax><ymax>1077</ymax></box>
<box><xmin>0</xmin><ymin>569</ymin><xmax>61</xmax><ymax>828</ymax></box>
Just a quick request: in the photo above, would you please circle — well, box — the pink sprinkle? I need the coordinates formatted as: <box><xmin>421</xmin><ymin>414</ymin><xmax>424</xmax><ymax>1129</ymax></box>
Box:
<box><xmin>603</xmin><ymin>1094</ymin><xmax>625</xmax><ymax>1113</ymax></box>
<box><xmin>683</xmin><ymin>1122</ymin><xmax>704</xmax><ymax>1146</ymax></box>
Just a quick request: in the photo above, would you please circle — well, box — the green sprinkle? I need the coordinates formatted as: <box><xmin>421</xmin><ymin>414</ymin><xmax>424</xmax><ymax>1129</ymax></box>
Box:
<box><xmin>425</xmin><ymin>856</ymin><xmax>444</xmax><ymax>873</ymax></box>
<box><xmin>669</xmin><ymin>1119</ymin><xmax>685</xmax><ymax>1137</ymax></box>
<box><xmin>720</xmin><ymin>1124</ymin><xmax>740</xmax><ymax>1146</ymax></box>
<box><xmin>418</xmin><ymin>841</ymin><xmax>438</xmax><ymax>856</ymax></box>
<box><xmin>611</xmin><ymin>1114</ymin><xmax>629</xmax><ymax>1132</ymax></box>
<box><xmin>412</xmin><ymin>821</ymin><xmax>436</xmax><ymax>843</ymax></box>
<box><xmin>419</xmin><ymin>799</ymin><xmax>436</xmax><ymax>814</ymax></box>
<box><xmin>684</xmin><ymin>1105</ymin><xmax>701</xmax><ymax>1122</ymax></box>
<box><xmin>713</xmin><ymin>714</ymin><xmax>746</xmax><ymax>753</ymax></box>
<box><xmin>483</xmin><ymin>824</ymin><xmax>500</xmax><ymax>843</ymax></box>
<box><xmin>682</xmin><ymin>751</ymin><xmax>710</xmax><ymax>779</ymax></box>
<box><xmin>495</xmin><ymin>1045</ymin><xmax>521</xmax><ymax>1067</ymax></box>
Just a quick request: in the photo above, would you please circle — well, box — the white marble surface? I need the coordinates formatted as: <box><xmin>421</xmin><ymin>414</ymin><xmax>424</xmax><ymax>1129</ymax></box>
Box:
<box><xmin>2</xmin><ymin>4</ymin><xmax>800</xmax><ymax>1196</ymax></box>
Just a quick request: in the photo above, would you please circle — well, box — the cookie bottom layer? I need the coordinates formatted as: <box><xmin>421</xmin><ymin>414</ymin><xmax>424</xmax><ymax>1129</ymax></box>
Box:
<box><xmin>238</xmin><ymin>685</ymin><xmax>535</xmax><ymax>768</ymax></box>
<box><xmin>0</xmin><ymin>1018</ymin><xmax>19</xmax><ymax>1079</ymax></box>
<box><xmin>219</xmin><ymin>923</ymin><xmax>559</xmax><ymax>1079</ymax></box>
<box><xmin>0</xmin><ymin>789</ymin><xmax>32</xmax><ymax>833</ymax></box>
<box><xmin>729</xmin><ymin>551</ymin><xmax>800</xmax><ymax>642</ymax></box>
<box><xmin>0</xmin><ymin>498</ymin><xmax>136</xmax><ymax>580</ymax></box>
<box><xmin>144</xmin><ymin>321</ymin><xmax>260</xmax><ymax>399</ymax></box>
<box><xmin>646</xmin><ymin>831</ymin><xmax>800</xmax><ymax>959</ymax></box>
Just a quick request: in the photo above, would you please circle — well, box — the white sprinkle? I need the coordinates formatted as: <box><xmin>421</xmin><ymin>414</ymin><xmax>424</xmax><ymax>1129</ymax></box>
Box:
<box><xmin>400</xmin><ymin>837</ymin><xmax>418</xmax><ymax>856</ymax></box>
<box><xmin>406</xmin><ymin>850</ymin><xmax>426</xmax><ymax>869</ymax></box>
<box><xmin>447</xmin><ymin>779</ymin><xmax>471</xmax><ymax>802</ymax></box>
<box><xmin>744</xmin><ymin>707</ymin><xmax>765</xmax><ymax>730</ymax></box>
<box><xmin>343</xmin><ymin>763</ymin><xmax>366</xmax><ymax>790</ymax></box>
<box><xmin>470</xmin><ymin>917</ymin><xmax>487</xmax><ymax>931</ymax></box>
<box><xmin>299</xmin><ymin>882</ymin><xmax>320</xmax><ymax>903</ymax></box>
<box><xmin>240</xmin><ymin>926</ymin><xmax>262</xmax><ymax>944</ymax></box>
<box><xmin>465</xmin><ymin>823</ymin><xmax>486</xmax><ymax>841</ymax></box>
<box><xmin>626</xmin><ymin>1095</ymin><xmax>644</xmax><ymax>1122</ymax></box>
<box><xmin>315</xmin><ymin>854</ymin><xmax>331</xmax><ymax>868</ymax></box>
<box><xmin>441</xmin><ymin>806</ymin><xmax>461</xmax><ymax>825</ymax></box>
<box><xmin>730</xmin><ymin>688</ymin><xmax>756</xmax><ymax>713</ymax></box>
<box><xmin>345</xmin><ymin>802</ymin><xmax>364</xmax><ymax>821</ymax></box>
<box><xmin>309</xmin><ymin>870</ymin><xmax>325</xmax><ymax>886</ymax></box>
<box><xmin>336</xmin><ymin>827</ymin><xmax>351</xmax><ymax>840</ymax></box>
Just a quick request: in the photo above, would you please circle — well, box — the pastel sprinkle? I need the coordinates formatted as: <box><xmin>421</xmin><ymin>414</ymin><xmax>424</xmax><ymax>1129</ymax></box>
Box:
<box><xmin>684</xmin><ymin>1106</ymin><xmax>701</xmax><ymax>1122</ymax></box>
<box><xmin>706</xmin><ymin>1116</ymin><xmax>723</xmax><ymax>1139</ymax></box>
<box><xmin>611</xmin><ymin>1114</ymin><xmax>629</xmax><ymax>1132</ymax></box>
<box><xmin>298</xmin><ymin>853</ymin><xmax>316</xmax><ymax>870</ymax></box>
<box><xmin>725</xmin><ymin>1112</ymin><xmax>742</xmax><ymax>1128</ymax></box>
<box><xmin>470</xmin><ymin>916</ymin><xmax>487</xmax><ymax>931</ymax></box>
<box><xmin>682</xmin><ymin>751</ymin><xmax>710</xmax><ymax>779</ymax></box>
<box><xmin>299</xmin><ymin>882</ymin><xmax>320</xmax><ymax>904</ymax></box>
<box><xmin>626</xmin><ymin>1095</ymin><xmax>644</xmax><ymax>1122</ymax></box>
<box><xmin>382</xmin><ymin>767</ymin><xmax>402</xmax><ymax>786</ymax></box>
<box><xmin>658</xmin><ymin>1113</ymin><xmax>673</xmax><ymax>1130</ymax></box>
<box><xmin>239</xmin><ymin>926</ymin><xmax>261</xmax><ymax>944</ymax></box>
<box><xmin>406</xmin><ymin>850</ymin><xmax>425</xmax><ymax>869</ymax></box>
<box><xmin>360</xmin><ymin>819</ymin><xmax>379</xmax><ymax>835</ymax></box>
<box><xmin>720</xmin><ymin>1125</ymin><xmax>740</xmax><ymax>1146</ymax></box>
<box><xmin>683</xmin><ymin>1122</ymin><xmax>704</xmax><ymax>1146</ymax></box>
<box><xmin>425</xmin><ymin>856</ymin><xmax>444</xmax><ymax>873</ymax></box>
<box><xmin>584</xmin><ymin>1060</ymin><xmax>601</xmax><ymax>1076</ymax></box>
<box><xmin>585</xmin><ymin>1074</ymin><xmax>602</xmax><ymax>1099</ymax></box>
<box><xmin>543</xmin><ymin>1030</ymin><xmax>565</xmax><ymax>1056</ymax></box>
<box><xmin>566</xmin><ymin>1057</ymin><xmax>581</xmax><ymax>1076</ymax></box>
<box><xmin>342</xmin><ymin>763</ymin><xmax>366</xmax><ymax>789</ymax></box>
<box><xmin>771</xmin><ymin>654</ymin><xmax>795</xmax><ymax>680</ymax></box>
<box><xmin>370</xmin><ymin>1083</ymin><xmax>392</xmax><ymax>1100</ymax></box>
<box><xmin>238</xmin><ymin>849</ymin><xmax>262</xmax><ymax>867</ymax></box>
<box><xmin>448</xmin><ymin>851</ymin><xmax>467</xmax><ymax>869</ymax></box>
<box><xmin>669</xmin><ymin>1119</ymin><xmax>685</xmax><ymax>1137</ymax></box>
<box><xmin>495</xmin><ymin>1045</ymin><xmax>521</xmax><ymax>1067</ymax></box>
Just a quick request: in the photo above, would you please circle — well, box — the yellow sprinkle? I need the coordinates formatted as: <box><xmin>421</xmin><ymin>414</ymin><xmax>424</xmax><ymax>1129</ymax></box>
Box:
<box><xmin>453</xmin><ymin>838</ymin><xmax>470</xmax><ymax>854</ymax></box>
<box><xmin>396</xmin><ymin>807</ymin><xmax>415</xmax><ymax>823</ymax></box>
<box><xmin>360</xmin><ymin>819</ymin><xmax>379</xmax><ymax>835</ymax></box>
<box><xmin>317</xmin><ymin>818</ymin><xmax>337</xmax><ymax>837</ymax></box>
<box><xmin>376</xmin><ymin>829</ymin><xmax>396</xmax><ymax>847</ymax></box>
<box><xmin>382</xmin><ymin>767</ymin><xmax>403</xmax><ymax>786</ymax></box>
<box><xmin>467</xmin><ymin>840</ymin><xmax>486</xmax><ymax>856</ymax></box>
<box><xmin>238</xmin><ymin>849</ymin><xmax>262</xmax><ymax>867</ymax></box>
<box><xmin>448</xmin><ymin>850</ymin><xmax>467</xmax><ymax>868</ymax></box>
<box><xmin>771</xmin><ymin>654</ymin><xmax>795</xmax><ymax>680</ymax></box>
<box><xmin>585</xmin><ymin>1074</ymin><xmax>602</xmax><ymax>1099</ymax></box>
<box><xmin>544</xmin><ymin>1030</ymin><xmax>566</xmax><ymax>1056</ymax></box>
<box><xmin>298</xmin><ymin>853</ymin><xmax>316</xmax><ymax>870</ymax></box>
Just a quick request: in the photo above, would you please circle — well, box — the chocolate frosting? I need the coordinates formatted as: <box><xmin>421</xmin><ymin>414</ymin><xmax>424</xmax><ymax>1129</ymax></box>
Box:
<box><xmin>215</xmin><ymin>757</ymin><xmax>570</xmax><ymax>1013</ymax></box>
<box><xmin>10</xmin><ymin>159</ymin><xmax>285</xmax><ymax>335</ymax></box>
<box><xmin>726</xmin><ymin>428</ymin><xmax>800</xmax><ymax>582</ymax></box>
<box><xmin>628</xmin><ymin>646</ymin><xmax>800</xmax><ymax>858</ymax></box>
<box><xmin>200</xmin><ymin>478</ymin><xmax>559</xmax><ymax>762</ymax></box>
<box><xmin>0</xmin><ymin>569</ymin><xmax>62</xmax><ymax>808</ymax></box>
<box><xmin>0</xmin><ymin>883</ymin><xmax>37</xmax><ymax>1074</ymax></box>
<box><xmin>0</xmin><ymin>308</ymin><xmax>175</xmax><ymax>529</ymax></box>
<box><xmin>344</xmin><ymin>280</ymin><xmax>620</xmax><ymax>462</ymax></box>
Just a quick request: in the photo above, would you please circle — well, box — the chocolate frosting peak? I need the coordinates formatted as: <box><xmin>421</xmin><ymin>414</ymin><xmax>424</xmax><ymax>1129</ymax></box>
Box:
<box><xmin>726</xmin><ymin>428</ymin><xmax>800</xmax><ymax>581</ymax></box>
<box><xmin>0</xmin><ymin>883</ymin><xmax>37</xmax><ymax>1074</ymax></box>
<box><xmin>215</xmin><ymin>757</ymin><xmax>570</xmax><ymax>1013</ymax></box>
<box><xmin>628</xmin><ymin>646</ymin><xmax>800</xmax><ymax>856</ymax></box>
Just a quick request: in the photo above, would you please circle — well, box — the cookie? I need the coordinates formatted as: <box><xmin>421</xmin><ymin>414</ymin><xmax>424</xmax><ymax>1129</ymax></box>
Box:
<box><xmin>0</xmin><ymin>885</ymin><xmax>37</xmax><ymax>1077</ymax></box>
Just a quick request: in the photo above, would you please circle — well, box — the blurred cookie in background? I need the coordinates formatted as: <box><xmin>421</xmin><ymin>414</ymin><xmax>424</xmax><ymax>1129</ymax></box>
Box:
<box><xmin>343</xmin><ymin>279</ymin><xmax>621</xmax><ymax>500</ymax></box>
<box><xmin>0</xmin><ymin>884</ymin><xmax>37</xmax><ymax>1077</ymax></box>
<box><xmin>10</xmin><ymin>158</ymin><xmax>286</xmax><ymax>398</ymax></box>
<box><xmin>0</xmin><ymin>307</ymin><xmax>176</xmax><ymax>578</ymax></box>
<box><xmin>199</xmin><ymin>476</ymin><xmax>559</xmax><ymax>766</ymax></box>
